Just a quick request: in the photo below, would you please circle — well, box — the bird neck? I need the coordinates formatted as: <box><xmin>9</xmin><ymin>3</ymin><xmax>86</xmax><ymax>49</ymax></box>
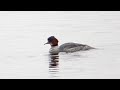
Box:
<box><xmin>51</xmin><ymin>44</ymin><xmax>58</xmax><ymax>47</ymax></box>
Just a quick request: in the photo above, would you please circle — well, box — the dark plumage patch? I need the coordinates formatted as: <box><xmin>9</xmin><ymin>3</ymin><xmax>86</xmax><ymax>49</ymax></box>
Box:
<box><xmin>48</xmin><ymin>36</ymin><xmax>55</xmax><ymax>43</ymax></box>
<box><xmin>47</xmin><ymin>36</ymin><xmax>58</xmax><ymax>46</ymax></box>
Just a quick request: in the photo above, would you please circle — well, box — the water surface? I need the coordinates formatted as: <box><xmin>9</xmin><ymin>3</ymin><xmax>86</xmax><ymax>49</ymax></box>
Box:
<box><xmin>0</xmin><ymin>11</ymin><xmax>120</xmax><ymax>79</ymax></box>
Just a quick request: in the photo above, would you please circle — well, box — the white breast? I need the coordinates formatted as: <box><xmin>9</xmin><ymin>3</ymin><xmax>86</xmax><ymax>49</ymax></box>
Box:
<box><xmin>49</xmin><ymin>46</ymin><xmax>59</xmax><ymax>54</ymax></box>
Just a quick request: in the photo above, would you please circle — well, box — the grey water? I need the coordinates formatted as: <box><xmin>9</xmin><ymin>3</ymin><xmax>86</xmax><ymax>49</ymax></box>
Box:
<box><xmin>0</xmin><ymin>11</ymin><xmax>120</xmax><ymax>79</ymax></box>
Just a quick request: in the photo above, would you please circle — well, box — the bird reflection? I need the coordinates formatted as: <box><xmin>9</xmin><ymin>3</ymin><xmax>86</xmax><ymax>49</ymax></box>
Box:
<box><xmin>48</xmin><ymin>53</ymin><xmax>59</xmax><ymax>78</ymax></box>
<box><xmin>49</xmin><ymin>53</ymin><xmax>59</xmax><ymax>68</ymax></box>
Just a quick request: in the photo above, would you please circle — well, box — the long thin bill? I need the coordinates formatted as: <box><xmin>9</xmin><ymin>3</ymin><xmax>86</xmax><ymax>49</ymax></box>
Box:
<box><xmin>44</xmin><ymin>42</ymin><xmax>49</xmax><ymax>45</ymax></box>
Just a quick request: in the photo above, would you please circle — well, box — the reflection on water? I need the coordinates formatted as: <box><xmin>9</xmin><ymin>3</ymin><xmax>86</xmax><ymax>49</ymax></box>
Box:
<box><xmin>48</xmin><ymin>54</ymin><xmax>59</xmax><ymax>78</ymax></box>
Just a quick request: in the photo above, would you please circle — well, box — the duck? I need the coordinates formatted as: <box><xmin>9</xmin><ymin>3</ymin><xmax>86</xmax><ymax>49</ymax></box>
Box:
<box><xmin>44</xmin><ymin>36</ymin><xmax>95</xmax><ymax>54</ymax></box>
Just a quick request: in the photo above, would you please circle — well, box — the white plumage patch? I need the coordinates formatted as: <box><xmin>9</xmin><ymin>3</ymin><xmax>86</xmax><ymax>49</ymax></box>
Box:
<box><xmin>49</xmin><ymin>46</ymin><xmax>59</xmax><ymax>54</ymax></box>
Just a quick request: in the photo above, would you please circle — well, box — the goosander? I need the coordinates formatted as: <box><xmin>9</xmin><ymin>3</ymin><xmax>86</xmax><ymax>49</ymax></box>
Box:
<box><xmin>44</xmin><ymin>36</ymin><xmax>95</xmax><ymax>54</ymax></box>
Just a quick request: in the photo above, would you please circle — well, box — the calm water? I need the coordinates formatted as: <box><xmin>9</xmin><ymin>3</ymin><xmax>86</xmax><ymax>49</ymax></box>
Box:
<box><xmin>0</xmin><ymin>11</ymin><xmax>120</xmax><ymax>79</ymax></box>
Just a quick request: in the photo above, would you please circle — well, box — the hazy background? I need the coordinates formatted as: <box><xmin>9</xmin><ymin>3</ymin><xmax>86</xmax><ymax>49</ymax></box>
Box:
<box><xmin>0</xmin><ymin>11</ymin><xmax>120</xmax><ymax>79</ymax></box>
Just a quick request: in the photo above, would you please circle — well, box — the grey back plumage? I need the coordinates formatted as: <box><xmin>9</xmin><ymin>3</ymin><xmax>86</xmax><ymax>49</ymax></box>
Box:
<box><xmin>59</xmin><ymin>43</ymin><xmax>94</xmax><ymax>53</ymax></box>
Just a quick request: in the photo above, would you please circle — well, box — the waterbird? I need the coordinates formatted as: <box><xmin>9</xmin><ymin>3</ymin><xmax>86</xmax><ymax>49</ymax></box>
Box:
<box><xmin>44</xmin><ymin>36</ymin><xmax>95</xmax><ymax>54</ymax></box>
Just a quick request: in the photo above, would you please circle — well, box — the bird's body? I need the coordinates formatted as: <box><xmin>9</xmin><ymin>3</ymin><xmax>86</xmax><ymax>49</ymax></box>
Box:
<box><xmin>45</xmin><ymin>36</ymin><xmax>95</xmax><ymax>54</ymax></box>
